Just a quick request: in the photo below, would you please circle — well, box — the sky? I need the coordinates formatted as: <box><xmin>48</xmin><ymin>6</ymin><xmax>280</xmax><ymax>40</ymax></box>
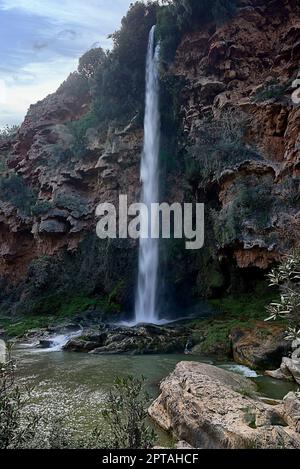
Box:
<box><xmin>0</xmin><ymin>0</ymin><xmax>134</xmax><ymax>128</ymax></box>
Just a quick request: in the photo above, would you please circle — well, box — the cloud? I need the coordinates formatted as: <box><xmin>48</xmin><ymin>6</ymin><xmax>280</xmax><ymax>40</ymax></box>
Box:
<box><xmin>0</xmin><ymin>0</ymin><xmax>130</xmax><ymax>29</ymax></box>
<box><xmin>33</xmin><ymin>41</ymin><xmax>48</xmax><ymax>51</ymax></box>
<box><xmin>0</xmin><ymin>56</ymin><xmax>77</xmax><ymax>128</ymax></box>
<box><xmin>0</xmin><ymin>0</ymin><xmax>133</xmax><ymax>126</ymax></box>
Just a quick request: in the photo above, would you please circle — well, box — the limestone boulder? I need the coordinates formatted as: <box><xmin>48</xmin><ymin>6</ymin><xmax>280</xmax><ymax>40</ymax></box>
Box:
<box><xmin>148</xmin><ymin>361</ymin><xmax>300</xmax><ymax>449</ymax></box>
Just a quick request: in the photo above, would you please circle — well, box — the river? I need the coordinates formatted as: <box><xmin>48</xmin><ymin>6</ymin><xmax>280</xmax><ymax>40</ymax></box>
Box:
<box><xmin>14</xmin><ymin>348</ymin><xmax>298</xmax><ymax>447</ymax></box>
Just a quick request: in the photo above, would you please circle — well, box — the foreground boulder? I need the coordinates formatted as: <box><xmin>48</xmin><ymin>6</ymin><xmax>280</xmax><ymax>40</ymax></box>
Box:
<box><xmin>148</xmin><ymin>362</ymin><xmax>300</xmax><ymax>449</ymax></box>
<box><xmin>230</xmin><ymin>322</ymin><xmax>291</xmax><ymax>369</ymax></box>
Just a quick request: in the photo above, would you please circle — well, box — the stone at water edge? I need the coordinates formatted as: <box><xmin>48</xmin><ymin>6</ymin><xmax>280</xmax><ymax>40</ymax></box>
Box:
<box><xmin>0</xmin><ymin>339</ymin><xmax>7</xmax><ymax>363</ymax></box>
<box><xmin>265</xmin><ymin>340</ymin><xmax>300</xmax><ymax>385</ymax></box>
<box><xmin>230</xmin><ymin>322</ymin><xmax>291</xmax><ymax>369</ymax></box>
<box><xmin>148</xmin><ymin>361</ymin><xmax>300</xmax><ymax>449</ymax></box>
<box><xmin>266</xmin><ymin>357</ymin><xmax>300</xmax><ymax>385</ymax></box>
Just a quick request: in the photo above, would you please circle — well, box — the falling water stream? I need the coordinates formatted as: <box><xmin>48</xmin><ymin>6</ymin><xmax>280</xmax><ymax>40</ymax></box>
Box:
<box><xmin>135</xmin><ymin>25</ymin><xmax>161</xmax><ymax>325</ymax></box>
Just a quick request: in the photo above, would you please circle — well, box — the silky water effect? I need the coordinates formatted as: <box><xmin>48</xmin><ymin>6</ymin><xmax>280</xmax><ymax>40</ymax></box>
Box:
<box><xmin>134</xmin><ymin>25</ymin><xmax>162</xmax><ymax>325</ymax></box>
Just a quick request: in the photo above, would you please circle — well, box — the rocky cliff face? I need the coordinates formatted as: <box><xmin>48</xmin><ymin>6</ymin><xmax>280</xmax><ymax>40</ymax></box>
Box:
<box><xmin>0</xmin><ymin>0</ymin><xmax>299</xmax><ymax>316</ymax></box>
<box><xmin>173</xmin><ymin>0</ymin><xmax>300</xmax><ymax>271</ymax></box>
<box><xmin>0</xmin><ymin>77</ymin><xmax>142</xmax><ymax>313</ymax></box>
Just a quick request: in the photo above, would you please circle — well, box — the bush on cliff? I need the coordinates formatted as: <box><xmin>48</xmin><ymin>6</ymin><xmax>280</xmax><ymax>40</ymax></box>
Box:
<box><xmin>185</xmin><ymin>110</ymin><xmax>261</xmax><ymax>186</ymax></box>
<box><xmin>251</xmin><ymin>77</ymin><xmax>292</xmax><ymax>103</ymax></box>
<box><xmin>0</xmin><ymin>125</ymin><xmax>19</xmax><ymax>144</ymax></box>
<box><xmin>211</xmin><ymin>179</ymin><xmax>273</xmax><ymax>247</ymax></box>
<box><xmin>0</xmin><ymin>174</ymin><xmax>37</xmax><ymax>216</ymax></box>
<box><xmin>90</xmin><ymin>1</ymin><xmax>158</xmax><ymax>124</ymax></box>
<box><xmin>157</xmin><ymin>0</ymin><xmax>237</xmax><ymax>62</ymax></box>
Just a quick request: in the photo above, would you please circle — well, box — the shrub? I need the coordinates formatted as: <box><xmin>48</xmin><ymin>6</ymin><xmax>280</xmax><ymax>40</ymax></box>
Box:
<box><xmin>0</xmin><ymin>350</ymin><xmax>40</xmax><ymax>449</ymax></box>
<box><xmin>212</xmin><ymin>181</ymin><xmax>273</xmax><ymax>246</ymax></box>
<box><xmin>157</xmin><ymin>0</ymin><xmax>237</xmax><ymax>63</ymax></box>
<box><xmin>251</xmin><ymin>78</ymin><xmax>291</xmax><ymax>103</ymax></box>
<box><xmin>57</xmin><ymin>72</ymin><xmax>89</xmax><ymax>98</ymax></box>
<box><xmin>186</xmin><ymin>110</ymin><xmax>261</xmax><ymax>186</ymax></box>
<box><xmin>98</xmin><ymin>376</ymin><xmax>156</xmax><ymax>449</ymax></box>
<box><xmin>67</xmin><ymin>110</ymin><xmax>103</xmax><ymax>157</ymax></box>
<box><xmin>54</xmin><ymin>193</ymin><xmax>89</xmax><ymax>218</ymax></box>
<box><xmin>31</xmin><ymin>200</ymin><xmax>53</xmax><ymax>217</ymax></box>
<box><xmin>0</xmin><ymin>174</ymin><xmax>37</xmax><ymax>215</ymax></box>
<box><xmin>278</xmin><ymin>177</ymin><xmax>300</xmax><ymax>206</ymax></box>
<box><xmin>78</xmin><ymin>47</ymin><xmax>107</xmax><ymax>80</ymax></box>
<box><xmin>90</xmin><ymin>1</ymin><xmax>158</xmax><ymax>124</ymax></box>
<box><xmin>265</xmin><ymin>252</ymin><xmax>300</xmax><ymax>340</ymax></box>
<box><xmin>0</xmin><ymin>125</ymin><xmax>19</xmax><ymax>144</ymax></box>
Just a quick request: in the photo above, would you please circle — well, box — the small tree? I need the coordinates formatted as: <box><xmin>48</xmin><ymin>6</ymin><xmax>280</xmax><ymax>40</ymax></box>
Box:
<box><xmin>100</xmin><ymin>376</ymin><xmax>157</xmax><ymax>449</ymax></box>
<box><xmin>265</xmin><ymin>252</ymin><xmax>300</xmax><ymax>341</ymax></box>
<box><xmin>0</xmin><ymin>125</ymin><xmax>19</xmax><ymax>144</ymax></box>
<box><xmin>0</xmin><ymin>348</ymin><xmax>40</xmax><ymax>449</ymax></box>
<box><xmin>78</xmin><ymin>48</ymin><xmax>107</xmax><ymax>80</ymax></box>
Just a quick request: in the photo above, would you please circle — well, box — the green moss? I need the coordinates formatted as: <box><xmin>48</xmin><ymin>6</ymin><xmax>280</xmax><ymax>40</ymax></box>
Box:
<box><xmin>1</xmin><ymin>294</ymin><xmax>121</xmax><ymax>338</ymax></box>
<box><xmin>189</xmin><ymin>288</ymin><xmax>283</xmax><ymax>356</ymax></box>
<box><xmin>210</xmin><ymin>288</ymin><xmax>278</xmax><ymax>321</ymax></box>
<box><xmin>0</xmin><ymin>316</ymin><xmax>52</xmax><ymax>338</ymax></box>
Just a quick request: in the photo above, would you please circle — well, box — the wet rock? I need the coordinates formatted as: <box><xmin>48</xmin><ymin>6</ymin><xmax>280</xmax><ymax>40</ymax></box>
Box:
<box><xmin>64</xmin><ymin>339</ymin><xmax>100</xmax><ymax>352</ymax></box>
<box><xmin>230</xmin><ymin>322</ymin><xmax>291</xmax><ymax>369</ymax></box>
<box><xmin>64</xmin><ymin>324</ymin><xmax>189</xmax><ymax>355</ymax></box>
<box><xmin>148</xmin><ymin>361</ymin><xmax>300</xmax><ymax>449</ymax></box>
<box><xmin>64</xmin><ymin>331</ymin><xmax>107</xmax><ymax>352</ymax></box>
<box><xmin>38</xmin><ymin>339</ymin><xmax>55</xmax><ymax>349</ymax></box>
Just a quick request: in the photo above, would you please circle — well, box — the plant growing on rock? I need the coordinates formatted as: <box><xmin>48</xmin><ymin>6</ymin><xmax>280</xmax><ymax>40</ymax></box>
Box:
<box><xmin>265</xmin><ymin>252</ymin><xmax>300</xmax><ymax>340</ymax></box>
<box><xmin>54</xmin><ymin>193</ymin><xmax>89</xmax><ymax>218</ymax></box>
<box><xmin>185</xmin><ymin>110</ymin><xmax>261</xmax><ymax>186</ymax></box>
<box><xmin>0</xmin><ymin>173</ymin><xmax>37</xmax><ymax>216</ymax></box>
<box><xmin>78</xmin><ymin>47</ymin><xmax>107</xmax><ymax>80</ymax></box>
<box><xmin>0</xmin><ymin>125</ymin><xmax>19</xmax><ymax>144</ymax></box>
<box><xmin>251</xmin><ymin>78</ymin><xmax>292</xmax><ymax>103</ymax></box>
<box><xmin>157</xmin><ymin>0</ymin><xmax>237</xmax><ymax>63</ymax></box>
<box><xmin>211</xmin><ymin>179</ymin><xmax>272</xmax><ymax>247</ymax></box>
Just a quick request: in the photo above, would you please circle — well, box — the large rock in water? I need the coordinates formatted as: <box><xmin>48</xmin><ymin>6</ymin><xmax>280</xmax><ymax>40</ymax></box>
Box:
<box><xmin>230</xmin><ymin>322</ymin><xmax>291</xmax><ymax>369</ymax></box>
<box><xmin>148</xmin><ymin>362</ymin><xmax>300</xmax><ymax>449</ymax></box>
<box><xmin>64</xmin><ymin>325</ymin><xmax>189</xmax><ymax>355</ymax></box>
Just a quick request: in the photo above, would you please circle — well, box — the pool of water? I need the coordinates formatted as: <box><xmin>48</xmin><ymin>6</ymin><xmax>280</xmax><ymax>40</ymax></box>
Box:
<box><xmin>13</xmin><ymin>349</ymin><xmax>298</xmax><ymax>447</ymax></box>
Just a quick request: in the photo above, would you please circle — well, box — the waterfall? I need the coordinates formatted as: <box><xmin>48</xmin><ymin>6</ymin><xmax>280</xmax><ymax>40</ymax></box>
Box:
<box><xmin>134</xmin><ymin>25</ymin><xmax>160</xmax><ymax>325</ymax></box>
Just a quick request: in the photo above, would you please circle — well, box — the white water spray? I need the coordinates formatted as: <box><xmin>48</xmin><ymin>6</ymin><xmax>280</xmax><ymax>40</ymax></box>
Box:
<box><xmin>134</xmin><ymin>25</ymin><xmax>161</xmax><ymax>325</ymax></box>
